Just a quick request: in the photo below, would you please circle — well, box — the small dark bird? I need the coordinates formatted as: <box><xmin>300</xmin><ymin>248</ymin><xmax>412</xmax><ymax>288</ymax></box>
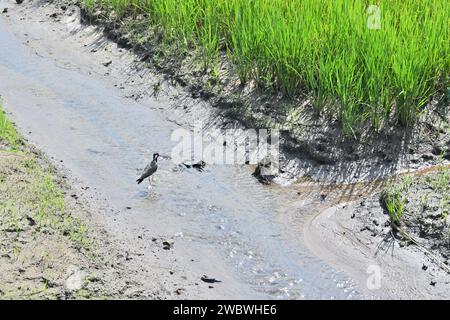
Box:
<box><xmin>137</xmin><ymin>153</ymin><xmax>159</xmax><ymax>188</ymax></box>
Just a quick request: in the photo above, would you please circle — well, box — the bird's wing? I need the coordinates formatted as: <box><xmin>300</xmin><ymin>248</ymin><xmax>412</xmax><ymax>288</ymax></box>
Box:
<box><xmin>139</xmin><ymin>162</ymin><xmax>157</xmax><ymax>180</ymax></box>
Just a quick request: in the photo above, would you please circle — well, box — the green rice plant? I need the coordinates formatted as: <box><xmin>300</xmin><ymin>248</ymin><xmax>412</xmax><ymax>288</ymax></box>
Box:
<box><xmin>83</xmin><ymin>0</ymin><xmax>449</xmax><ymax>134</ymax></box>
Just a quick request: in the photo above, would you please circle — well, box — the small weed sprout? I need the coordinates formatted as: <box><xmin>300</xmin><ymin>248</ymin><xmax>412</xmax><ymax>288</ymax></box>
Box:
<box><xmin>383</xmin><ymin>185</ymin><xmax>406</xmax><ymax>226</ymax></box>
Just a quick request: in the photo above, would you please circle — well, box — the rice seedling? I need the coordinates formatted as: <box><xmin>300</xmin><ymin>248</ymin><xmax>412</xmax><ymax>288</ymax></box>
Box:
<box><xmin>83</xmin><ymin>0</ymin><xmax>449</xmax><ymax>134</ymax></box>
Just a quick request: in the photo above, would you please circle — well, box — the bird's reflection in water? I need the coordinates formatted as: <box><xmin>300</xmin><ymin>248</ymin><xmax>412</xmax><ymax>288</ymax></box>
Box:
<box><xmin>147</xmin><ymin>191</ymin><xmax>161</xmax><ymax>200</ymax></box>
<box><xmin>133</xmin><ymin>190</ymin><xmax>160</xmax><ymax>200</ymax></box>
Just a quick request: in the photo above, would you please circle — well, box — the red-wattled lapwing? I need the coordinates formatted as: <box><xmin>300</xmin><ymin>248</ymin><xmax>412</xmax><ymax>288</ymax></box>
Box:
<box><xmin>136</xmin><ymin>153</ymin><xmax>159</xmax><ymax>189</ymax></box>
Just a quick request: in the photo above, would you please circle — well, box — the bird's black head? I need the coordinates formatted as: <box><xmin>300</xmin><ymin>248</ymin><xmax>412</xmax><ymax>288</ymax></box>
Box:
<box><xmin>153</xmin><ymin>153</ymin><xmax>160</xmax><ymax>161</ymax></box>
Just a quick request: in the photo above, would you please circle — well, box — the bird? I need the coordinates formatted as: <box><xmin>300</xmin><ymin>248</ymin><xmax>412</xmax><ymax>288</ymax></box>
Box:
<box><xmin>136</xmin><ymin>153</ymin><xmax>159</xmax><ymax>189</ymax></box>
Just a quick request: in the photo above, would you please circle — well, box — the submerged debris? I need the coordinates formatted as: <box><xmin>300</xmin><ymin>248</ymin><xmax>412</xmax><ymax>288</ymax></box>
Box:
<box><xmin>162</xmin><ymin>241</ymin><xmax>173</xmax><ymax>250</ymax></box>
<box><xmin>252</xmin><ymin>156</ymin><xmax>279</xmax><ymax>185</ymax></box>
<box><xmin>201</xmin><ymin>275</ymin><xmax>221</xmax><ymax>284</ymax></box>
<box><xmin>252</xmin><ymin>165</ymin><xmax>274</xmax><ymax>185</ymax></box>
<box><xmin>175</xmin><ymin>288</ymin><xmax>184</xmax><ymax>295</ymax></box>
<box><xmin>181</xmin><ymin>160</ymin><xmax>206</xmax><ymax>172</ymax></box>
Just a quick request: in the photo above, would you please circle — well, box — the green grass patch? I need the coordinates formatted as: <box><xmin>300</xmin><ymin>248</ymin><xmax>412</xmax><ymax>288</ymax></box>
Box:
<box><xmin>0</xmin><ymin>105</ymin><xmax>22</xmax><ymax>149</ymax></box>
<box><xmin>383</xmin><ymin>183</ymin><xmax>407</xmax><ymax>225</ymax></box>
<box><xmin>83</xmin><ymin>0</ymin><xmax>449</xmax><ymax>134</ymax></box>
<box><xmin>0</xmin><ymin>155</ymin><xmax>92</xmax><ymax>255</ymax></box>
<box><xmin>0</xmin><ymin>105</ymin><xmax>115</xmax><ymax>299</ymax></box>
<box><xmin>0</xmin><ymin>105</ymin><xmax>91</xmax><ymax>256</ymax></box>
<box><xmin>382</xmin><ymin>166</ymin><xmax>450</xmax><ymax>226</ymax></box>
<box><xmin>0</xmin><ymin>131</ymin><xmax>93</xmax><ymax>298</ymax></box>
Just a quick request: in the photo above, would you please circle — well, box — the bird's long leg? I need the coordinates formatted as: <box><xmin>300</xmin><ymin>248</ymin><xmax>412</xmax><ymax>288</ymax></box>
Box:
<box><xmin>148</xmin><ymin>176</ymin><xmax>152</xmax><ymax>189</ymax></box>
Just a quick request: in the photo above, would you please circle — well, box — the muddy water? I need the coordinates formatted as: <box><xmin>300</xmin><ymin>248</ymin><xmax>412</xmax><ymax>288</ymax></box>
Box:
<box><xmin>0</xmin><ymin>15</ymin><xmax>369</xmax><ymax>299</ymax></box>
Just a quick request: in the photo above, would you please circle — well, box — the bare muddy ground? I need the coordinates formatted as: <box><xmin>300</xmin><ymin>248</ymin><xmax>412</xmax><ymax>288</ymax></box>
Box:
<box><xmin>0</xmin><ymin>130</ymin><xmax>153</xmax><ymax>298</ymax></box>
<box><xmin>305</xmin><ymin>167</ymin><xmax>450</xmax><ymax>299</ymax></box>
<box><xmin>0</xmin><ymin>0</ymin><xmax>449</xmax><ymax>299</ymax></box>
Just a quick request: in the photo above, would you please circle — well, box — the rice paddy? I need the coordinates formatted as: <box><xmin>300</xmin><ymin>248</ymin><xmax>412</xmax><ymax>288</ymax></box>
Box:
<box><xmin>84</xmin><ymin>0</ymin><xmax>449</xmax><ymax>133</ymax></box>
